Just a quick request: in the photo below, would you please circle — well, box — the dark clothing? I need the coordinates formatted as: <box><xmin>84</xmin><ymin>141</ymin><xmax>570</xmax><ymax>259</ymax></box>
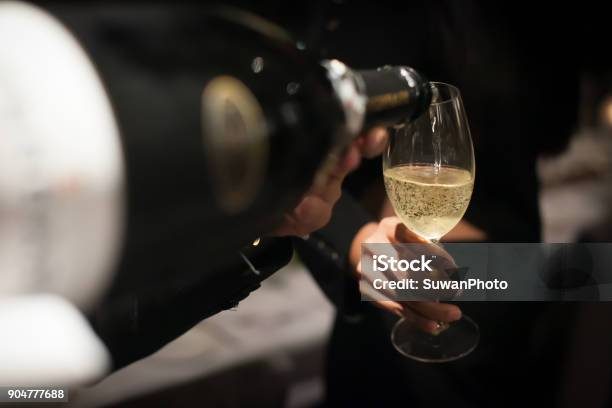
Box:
<box><xmin>91</xmin><ymin>237</ymin><xmax>292</xmax><ymax>370</ymax></box>
<box><xmin>292</xmin><ymin>2</ymin><xmax>610</xmax><ymax>407</ymax></box>
<box><xmin>324</xmin><ymin>301</ymin><xmax>582</xmax><ymax>408</ymax></box>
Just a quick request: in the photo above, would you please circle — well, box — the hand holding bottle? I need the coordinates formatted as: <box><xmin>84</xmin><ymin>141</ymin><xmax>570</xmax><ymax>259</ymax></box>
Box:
<box><xmin>274</xmin><ymin>128</ymin><xmax>388</xmax><ymax>237</ymax></box>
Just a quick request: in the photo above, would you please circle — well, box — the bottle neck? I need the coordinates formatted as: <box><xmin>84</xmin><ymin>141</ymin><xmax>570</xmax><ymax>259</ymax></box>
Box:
<box><xmin>357</xmin><ymin>65</ymin><xmax>432</xmax><ymax>128</ymax></box>
<box><xmin>321</xmin><ymin>59</ymin><xmax>368</xmax><ymax>137</ymax></box>
<box><xmin>322</xmin><ymin>60</ymin><xmax>432</xmax><ymax>137</ymax></box>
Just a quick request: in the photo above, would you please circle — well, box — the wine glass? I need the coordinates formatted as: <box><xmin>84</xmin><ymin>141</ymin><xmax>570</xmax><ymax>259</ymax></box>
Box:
<box><xmin>382</xmin><ymin>82</ymin><xmax>479</xmax><ymax>362</ymax></box>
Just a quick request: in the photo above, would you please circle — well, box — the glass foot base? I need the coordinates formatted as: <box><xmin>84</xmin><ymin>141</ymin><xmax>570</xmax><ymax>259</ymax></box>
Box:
<box><xmin>391</xmin><ymin>315</ymin><xmax>479</xmax><ymax>362</ymax></box>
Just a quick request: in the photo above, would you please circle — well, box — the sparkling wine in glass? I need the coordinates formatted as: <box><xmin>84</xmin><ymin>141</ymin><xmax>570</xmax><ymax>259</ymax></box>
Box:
<box><xmin>383</xmin><ymin>82</ymin><xmax>479</xmax><ymax>362</ymax></box>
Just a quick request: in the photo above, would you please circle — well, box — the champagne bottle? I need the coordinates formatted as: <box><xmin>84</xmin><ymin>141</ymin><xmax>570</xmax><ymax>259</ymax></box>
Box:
<box><xmin>0</xmin><ymin>3</ymin><xmax>431</xmax><ymax>299</ymax></box>
<box><xmin>53</xmin><ymin>5</ymin><xmax>432</xmax><ymax>271</ymax></box>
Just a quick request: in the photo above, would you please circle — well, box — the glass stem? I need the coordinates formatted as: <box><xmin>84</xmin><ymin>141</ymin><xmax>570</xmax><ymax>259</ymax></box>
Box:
<box><xmin>430</xmin><ymin>238</ymin><xmax>448</xmax><ymax>342</ymax></box>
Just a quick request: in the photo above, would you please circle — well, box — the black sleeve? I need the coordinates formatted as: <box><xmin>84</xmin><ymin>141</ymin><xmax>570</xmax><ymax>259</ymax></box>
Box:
<box><xmin>293</xmin><ymin>193</ymin><xmax>373</xmax><ymax>319</ymax></box>
<box><xmin>89</xmin><ymin>237</ymin><xmax>292</xmax><ymax>370</ymax></box>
